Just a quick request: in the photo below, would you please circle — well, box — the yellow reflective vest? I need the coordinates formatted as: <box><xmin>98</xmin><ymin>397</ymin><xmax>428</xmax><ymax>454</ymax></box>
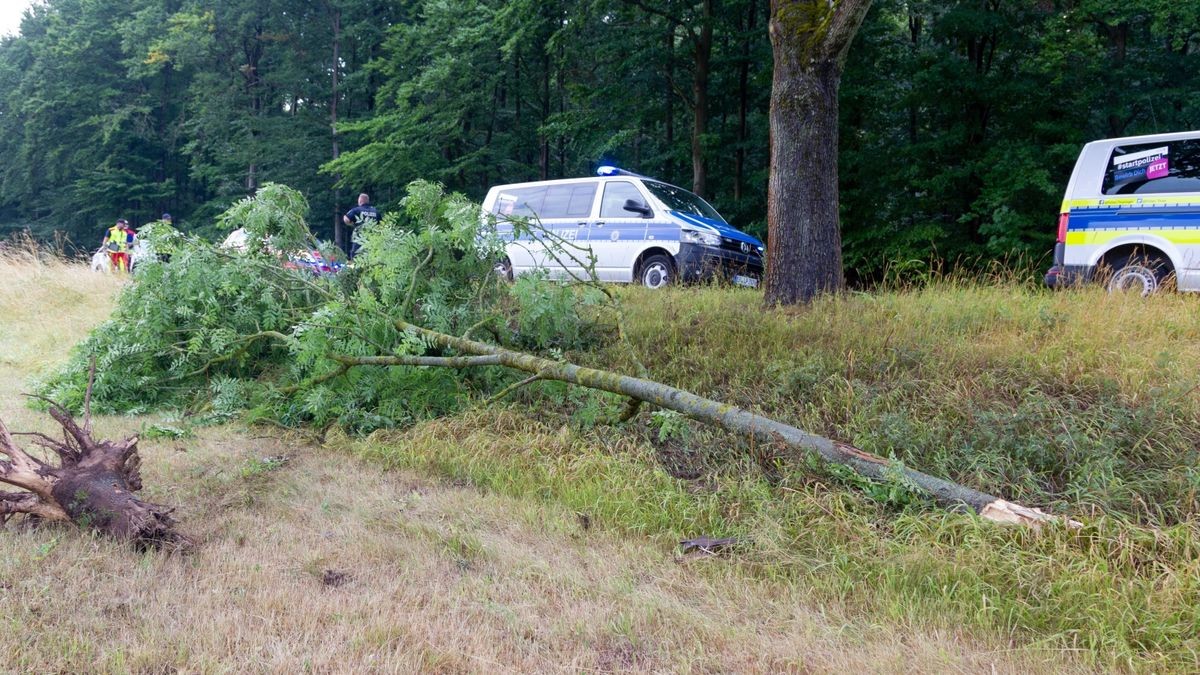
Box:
<box><xmin>105</xmin><ymin>226</ymin><xmax>127</xmax><ymax>253</ymax></box>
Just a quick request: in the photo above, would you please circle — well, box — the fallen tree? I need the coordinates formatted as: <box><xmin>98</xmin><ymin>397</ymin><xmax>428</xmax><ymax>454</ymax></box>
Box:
<box><xmin>0</xmin><ymin>370</ymin><xmax>185</xmax><ymax>546</ymax></box>
<box><xmin>39</xmin><ymin>182</ymin><xmax>1074</xmax><ymax>532</ymax></box>
<box><xmin>331</xmin><ymin>321</ymin><xmax>1069</xmax><ymax>528</ymax></box>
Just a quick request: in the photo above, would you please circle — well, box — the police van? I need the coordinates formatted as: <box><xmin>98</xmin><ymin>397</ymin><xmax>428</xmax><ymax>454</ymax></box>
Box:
<box><xmin>1045</xmin><ymin>129</ymin><xmax>1200</xmax><ymax>294</ymax></box>
<box><xmin>483</xmin><ymin>167</ymin><xmax>764</xmax><ymax>288</ymax></box>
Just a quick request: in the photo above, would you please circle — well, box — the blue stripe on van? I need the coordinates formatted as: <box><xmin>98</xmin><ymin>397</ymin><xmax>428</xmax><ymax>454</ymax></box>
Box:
<box><xmin>643</xmin><ymin>224</ymin><xmax>682</xmax><ymax>241</ymax></box>
<box><xmin>667</xmin><ymin>211</ymin><xmax>764</xmax><ymax>247</ymax></box>
<box><xmin>1067</xmin><ymin>205</ymin><xmax>1200</xmax><ymax>231</ymax></box>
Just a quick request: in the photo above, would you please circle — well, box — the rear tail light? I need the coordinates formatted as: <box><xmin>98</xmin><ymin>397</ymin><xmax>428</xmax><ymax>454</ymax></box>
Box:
<box><xmin>1056</xmin><ymin>213</ymin><xmax>1069</xmax><ymax>243</ymax></box>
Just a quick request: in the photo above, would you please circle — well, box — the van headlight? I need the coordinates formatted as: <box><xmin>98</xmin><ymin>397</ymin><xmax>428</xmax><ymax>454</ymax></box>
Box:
<box><xmin>680</xmin><ymin>229</ymin><xmax>721</xmax><ymax>247</ymax></box>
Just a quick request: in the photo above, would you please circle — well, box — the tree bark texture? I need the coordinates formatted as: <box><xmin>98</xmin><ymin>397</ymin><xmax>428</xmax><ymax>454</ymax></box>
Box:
<box><xmin>333</xmin><ymin>320</ymin><xmax>1069</xmax><ymax>528</ymax></box>
<box><xmin>764</xmin><ymin>0</ymin><xmax>872</xmax><ymax>305</ymax></box>
<box><xmin>0</xmin><ymin>398</ymin><xmax>184</xmax><ymax>546</ymax></box>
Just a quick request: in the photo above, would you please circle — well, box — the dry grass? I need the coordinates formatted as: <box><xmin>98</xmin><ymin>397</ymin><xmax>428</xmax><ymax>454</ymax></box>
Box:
<box><xmin>2</xmin><ymin>429</ymin><xmax>1086</xmax><ymax>674</ymax></box>
<box><xmin>0</xmin><ymin>244</ymin><xmax>124</xmax><ymax>407</ymax></box>
<box><xmin>0</xmin><ymin>255</ymin><xmax>1090</xmax><ymax>673</ymax></box>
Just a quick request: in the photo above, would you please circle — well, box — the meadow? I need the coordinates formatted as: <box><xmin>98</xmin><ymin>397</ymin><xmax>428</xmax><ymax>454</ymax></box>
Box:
<box><xmin>2</xmin><ymin>247</ymin><xmax>1198</xmax><ymax>672</ymax></box>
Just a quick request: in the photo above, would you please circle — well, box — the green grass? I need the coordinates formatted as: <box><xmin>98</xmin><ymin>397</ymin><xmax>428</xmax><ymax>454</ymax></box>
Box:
<box><xmin>603</xmin><ymin>283</ymin><xmax>1200</xmax><ymax>525</ymax></box>
<box><xmin>330</xmin><ymin>280</ymin><xmax>1200</xmax><ymax>670</ymax></box>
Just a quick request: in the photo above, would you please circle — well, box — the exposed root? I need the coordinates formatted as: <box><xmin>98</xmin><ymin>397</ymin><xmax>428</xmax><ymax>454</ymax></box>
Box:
<box><xmin>1</xmin><ymin>370</ymin><xmax>188</xmax><ymax>547</ymax></box>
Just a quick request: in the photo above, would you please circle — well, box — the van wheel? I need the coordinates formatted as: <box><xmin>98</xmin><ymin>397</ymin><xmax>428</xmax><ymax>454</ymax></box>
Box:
<box><xmin>638</xmin><ymin>255</ymin><xmax>674</xmax><ymax>289</ymax></box>
<box><xmin>1105</xmin><ymin>254</ymin><xmax>1172</xmax><ymax>296</ymax></box>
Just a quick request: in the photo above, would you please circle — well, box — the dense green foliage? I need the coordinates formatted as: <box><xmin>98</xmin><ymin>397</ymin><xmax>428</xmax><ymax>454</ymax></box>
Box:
<box><xmin>41</xmin><ymin>181</ymin><xmax>607</xmax><ymax>432</ymax></box>
<box><xmin>1</xmin><ymin>0</ymin><xmax>1194</xmax><ymax>274</ymax></box>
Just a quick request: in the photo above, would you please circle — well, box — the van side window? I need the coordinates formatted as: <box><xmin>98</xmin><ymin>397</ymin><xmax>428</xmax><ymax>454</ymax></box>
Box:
<box><xmin>494</xmin><ymin>186</ymin><xmax>545</xmax><ymax>217</ymax></box>
<box><xmin>600</xmin><ymin>181</ymin><xmax>646</xmax><ymax>218</ymax></box>
<box><xmin>494</xmin><ymin>184</ymin><xmax>595</xmax><ymax>219</ymax></box>
<box><xmin>1103</xmin><ymin>140</ymin><xmax>1200</xmax><ymax>195</ymax></box>
<box><xmin>540</xmin><ymin>183</ymin><xmax>597</xmax><ymax>218</ymax></box>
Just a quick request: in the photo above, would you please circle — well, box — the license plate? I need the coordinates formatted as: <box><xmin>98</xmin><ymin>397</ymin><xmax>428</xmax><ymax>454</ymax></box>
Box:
<box><xmin>732</xmin><ymin>274</ymin><xmax>759</xmax><ymax>288</ymax></box>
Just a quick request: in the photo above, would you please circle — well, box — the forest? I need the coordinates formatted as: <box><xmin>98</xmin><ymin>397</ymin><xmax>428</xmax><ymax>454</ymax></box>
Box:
<box><xmin>0</xmin><ymin>0</ymin><xmax>1196</xmax><ymax>278</ymax></box>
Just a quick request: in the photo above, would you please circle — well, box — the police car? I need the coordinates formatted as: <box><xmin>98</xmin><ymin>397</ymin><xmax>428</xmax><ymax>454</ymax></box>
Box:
<box><xmin>1045</xmin><ymin>129</ymin><xmax>1200</xmax><ymax>294</ymax></box>
<box><xmin>483</xmin><ymin>167</ymin><xmax>764</xmax><ymax>288</ymax></box>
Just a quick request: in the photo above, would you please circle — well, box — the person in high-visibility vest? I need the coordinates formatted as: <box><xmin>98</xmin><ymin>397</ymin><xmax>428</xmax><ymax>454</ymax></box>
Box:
<box><xmin>102</xmin><ymin>218</ymin><xmax>131</xmax><ymax>272</ymax></box>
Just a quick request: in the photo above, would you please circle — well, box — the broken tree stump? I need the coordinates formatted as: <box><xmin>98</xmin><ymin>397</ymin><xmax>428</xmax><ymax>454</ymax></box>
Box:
<box><xmin>0</xmin><ymin>386</ymin><xmax>186</xmax><ymax>547</ymax></box>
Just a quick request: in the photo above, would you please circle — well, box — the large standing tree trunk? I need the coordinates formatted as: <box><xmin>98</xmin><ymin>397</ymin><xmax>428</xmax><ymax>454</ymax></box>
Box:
<box><xmin>764</xmin><ymin>0</ymin><xmax>872</xmax><ymax>305</ymax></box>
<box><xmin>0</xmin><ymin>378</ymin><xmax>184</xmax><ymax>547</ymax></box>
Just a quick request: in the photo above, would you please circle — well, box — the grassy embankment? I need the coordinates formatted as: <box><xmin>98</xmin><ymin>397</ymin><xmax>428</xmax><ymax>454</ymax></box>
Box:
<box><xmin>4</xmin><ymin>246</ymin><xmax>1200</xmax><ymax>671</ymax></box>
<box><xmin>338</xmin><ymin>280</ymin><xmax>1200</xmax><ymax>670</ymax></box>
<box><xmin>0</xmin><ymin>253</ymin><xmax>1089</xmax><ymax>671</ymax></box>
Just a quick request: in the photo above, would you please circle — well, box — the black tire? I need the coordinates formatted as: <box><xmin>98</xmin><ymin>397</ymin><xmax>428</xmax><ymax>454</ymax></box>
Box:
<box><xmin>637</xmin><ymin>254</ymin><xmax>674</xmax><ymax>289</ymax></box>
<box><xmin>1104</xmin><ymin>252</ymin><xmax>1173</xmax><ymax>296</ymax></box>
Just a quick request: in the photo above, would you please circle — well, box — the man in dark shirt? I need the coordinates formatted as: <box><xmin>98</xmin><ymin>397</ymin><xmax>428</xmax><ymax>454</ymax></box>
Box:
<box><xmin>342</xmin><ymin>193</ymin><xmax>380</xmax><ymax>259</ymax></box>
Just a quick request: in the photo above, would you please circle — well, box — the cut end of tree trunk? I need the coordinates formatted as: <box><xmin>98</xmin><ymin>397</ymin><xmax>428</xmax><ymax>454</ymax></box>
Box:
<box><xmin>978</xmin><ymin>499</ymin><xmax>1083</xmax><ymax>529</ymax></box>
<box><xmin>1</xmin><ymin>375</ymin><xmax>188</xmax><ymax>548</ymax></box>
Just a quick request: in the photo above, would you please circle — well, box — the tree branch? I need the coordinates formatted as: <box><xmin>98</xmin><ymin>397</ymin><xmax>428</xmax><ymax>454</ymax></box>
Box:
<box><xmin>278</xmin><ymin>362</ymin><xmax>352</xmax><ymax>395</ymax></box>
<box><xmin>824</xmin><ymin>0</ymin><xmax>874</xmax><ymax>63</ymax></box>
<box><xmin>332</xmin><ymin>354</ymin><xmax>504</xmax><ymax>368</ymax></box>
<box><xmin>168</xmin><ymin>330</ymin><xmax>295</xmax><ymax>382</ymax></box>
<box><xmin>401</xmin><ymin>244</ymin><xmax>437</xmax><ymax>319</ymax></box>
<box><xmin>483</xmin><ymin>374</ymin><xmax>542</xmax><ymax>405</ymax></box>
<box><xmin>83</xmin><ymin>356</ymin><xmax>97</xmax><ymax>434</ymax></box>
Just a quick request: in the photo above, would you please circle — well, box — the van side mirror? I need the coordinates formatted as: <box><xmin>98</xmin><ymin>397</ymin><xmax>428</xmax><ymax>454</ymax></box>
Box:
<box><xmin>623</xmin><ymin>199</ymin><xmax>653</xmax><ymax>218</ymax></box>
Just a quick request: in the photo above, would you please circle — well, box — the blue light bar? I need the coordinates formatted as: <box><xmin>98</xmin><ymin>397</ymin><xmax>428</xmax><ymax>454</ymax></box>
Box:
<box><xmin>596</xmin><ymin>165</ymin><xmax>648</xmax><ymax>178</ymax></box>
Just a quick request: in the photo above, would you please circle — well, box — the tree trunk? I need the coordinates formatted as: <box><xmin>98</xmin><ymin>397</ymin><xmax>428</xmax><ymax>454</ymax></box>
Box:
<box><xmin>764</xmin><ymin>0</ymin><xmax>873</xmax><ymax>306</ymax></box>
<box><xmin>0</xmin><ymin>391</ymin><xmax>184</xmax><ymax>546</ymax></box>
<box><xmin>665</xmin><ymin>22</ymin><xmax>676</xmax><ymax>181</ymax></box>
<box><xmin>691</xmin><ymin>0</ymin><xmax>713</xmax><ymax>197</ymax></box>
<box><xmin>243</xmin><ymin>23</ymin><xmax>266</xmax><ymax>193</ymax></box>
<box><xmin>331</xmin><ymin>7</ymin><xmax>345</xmax><ymax>253</ymax></box>
<box><xmin>735</xmin><ymin>1</ymin><xmax>756</xmax><ymax>202</ymax></box>
<box><xmin>331</xmin><ymin>320</ymin><xmax>1070</xmax><ymax>528</ymax></box>
<box><xmin>765</xmin><ymin>59</ymin><xmax>843</xmax><ymax>303</ymax></box>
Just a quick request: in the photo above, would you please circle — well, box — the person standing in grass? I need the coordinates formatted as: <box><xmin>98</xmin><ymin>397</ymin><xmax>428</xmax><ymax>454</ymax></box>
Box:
<box><xmin>342</xmin><ymin>192</ymin><xmax>380</xmax><ymax>259</ymax></box>
<box><xmin>102</xmin><ymin>218</ymin><xmax>131</xmax><ymax>272</ymax></box>
<box><xmin>122</xmin><ymin>220</ymin><xmax>139</xmax><ymax>270</ymax></box>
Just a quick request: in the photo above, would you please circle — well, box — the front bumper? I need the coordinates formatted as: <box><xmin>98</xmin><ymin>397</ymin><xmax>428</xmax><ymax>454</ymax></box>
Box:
<box><xmin>676</xmin><ymin>242</ymin><xmax>763</xmax><ymax>286</ymax></box>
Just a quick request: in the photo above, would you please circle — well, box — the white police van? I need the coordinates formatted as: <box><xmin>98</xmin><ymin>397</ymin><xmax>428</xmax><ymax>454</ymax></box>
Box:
<box><xmin>483</xmin><ymin>167</ymin><xmax>764</xmax><ymax>288</ymax></box>
<box><xmin>1045</xmin><ymin>129</ymin><xmax>1200</xmax><ymax>294</ymax></box>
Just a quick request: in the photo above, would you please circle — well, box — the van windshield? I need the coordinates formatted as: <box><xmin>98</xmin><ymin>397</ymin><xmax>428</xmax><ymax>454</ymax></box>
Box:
<box><xmin>643</xmin><ymin>181</ymin><xmax>726</xmax><ymax>223</ymax></box>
